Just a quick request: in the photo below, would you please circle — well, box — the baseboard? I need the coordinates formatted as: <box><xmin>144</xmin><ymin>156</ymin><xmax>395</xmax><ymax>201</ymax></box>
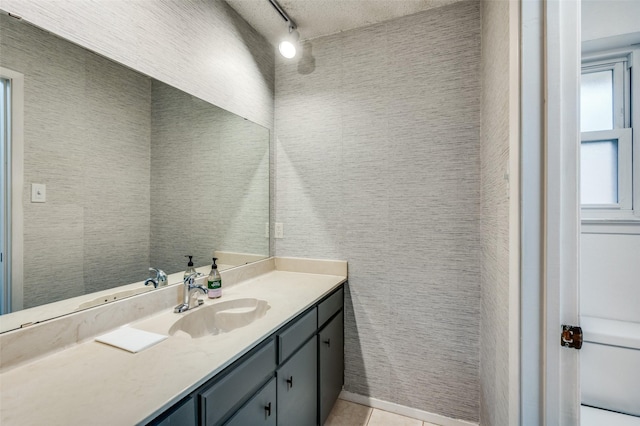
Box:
<box><xmin>339</xmin><ymin>390</ymin><xmax>478</xmax><ymax>426</ymax></box>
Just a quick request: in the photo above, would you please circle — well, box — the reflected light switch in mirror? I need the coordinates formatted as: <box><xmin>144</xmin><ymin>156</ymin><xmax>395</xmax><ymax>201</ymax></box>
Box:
<box><xmin>31</xmin><ymin>183</ymin><xmax>46</xmax><ymax>203</ymax></box>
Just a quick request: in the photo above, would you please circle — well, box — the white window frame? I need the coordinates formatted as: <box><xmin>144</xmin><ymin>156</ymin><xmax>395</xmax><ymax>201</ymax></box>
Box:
<box><xmin>581</xmin><ymin>47</ymin><xmax>640</xmax><ymax>222</ymax></box>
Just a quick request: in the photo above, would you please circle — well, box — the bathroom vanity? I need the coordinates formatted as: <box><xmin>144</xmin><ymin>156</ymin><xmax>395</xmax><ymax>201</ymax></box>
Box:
<box><xmin>0</xmin><ymin>258</ymin><xmax>347</xmax><ymax>426</ymax></box>
<box><xmin>152</xmin><ymin>286</ymin><xmax>344</xmax><ymax>426</ymax></box>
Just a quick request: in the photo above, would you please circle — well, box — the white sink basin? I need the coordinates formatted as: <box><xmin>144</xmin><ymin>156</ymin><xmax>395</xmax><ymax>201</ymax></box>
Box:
<box><xmin>77</xmin><ymin>287</ymin><xmax>152</xmax><ymax>310</ymax></box>
<box><xmin>169</xmin><ymin>298</ymin><xmax>270</xmax><ymax>338</ymax></box>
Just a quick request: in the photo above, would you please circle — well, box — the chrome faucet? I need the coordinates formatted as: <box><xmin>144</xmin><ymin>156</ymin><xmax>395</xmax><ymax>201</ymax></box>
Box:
<box><xmin>174</xmin><ymin>273</ymin><xmax>208</xmax><ymax>313</ymax></box>
<box><xmin>144</xmin><ymin>267</ymin><xmax>168</xmax><ymax>288</ymax></box>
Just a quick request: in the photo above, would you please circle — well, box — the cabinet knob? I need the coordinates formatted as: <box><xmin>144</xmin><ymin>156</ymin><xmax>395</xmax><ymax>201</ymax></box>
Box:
<box><xmin>286</xmin><ymin>376</ymin><xmax>293</xmax><ymax>389</ymax></box>
<box><xmin>323</xmin><ymin>338</ymin><xmax>331</xmax><ymax>347</ymax></box>
<box><xmin>264</xmin><ymin>402</ymin><xmax>272</xmax><ymax>417</ymax></box>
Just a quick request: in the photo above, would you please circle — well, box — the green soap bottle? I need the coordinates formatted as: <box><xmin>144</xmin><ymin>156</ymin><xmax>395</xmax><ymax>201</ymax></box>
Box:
<box><xmin>207</xmin><ymin>257</ymin><xmax>222</xmax><ymax>299</ymax></box>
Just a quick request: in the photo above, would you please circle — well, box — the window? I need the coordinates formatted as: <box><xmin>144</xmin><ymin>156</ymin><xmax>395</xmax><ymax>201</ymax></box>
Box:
<box><xmin>580</xmin><ymin>48</ymin><xmax>639</xmax><ymax>220</ymax></box>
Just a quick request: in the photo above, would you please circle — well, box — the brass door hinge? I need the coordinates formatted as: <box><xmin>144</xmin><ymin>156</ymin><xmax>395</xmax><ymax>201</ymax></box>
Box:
<box><xmin>561</xmin><ymin>325</ymin><xmax>583</xmax><ymax>349</ymax></box>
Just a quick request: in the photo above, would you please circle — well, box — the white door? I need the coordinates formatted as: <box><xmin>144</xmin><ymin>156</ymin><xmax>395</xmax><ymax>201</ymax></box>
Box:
<box><xmin>543</xmin><ymin>1</ymin><xmax>640</xmax><ymax>424</ymax></box>
<box><xmin>544</xmin><ymin>1</ymin><xmax>582</xmax><ymax>423</ymax></box>
<box><xmin>520</xmin><ymin>1</ymin><xmax>581</xmax><ymax>423</ymax></box>
<box><xmin>520</xmin><ymin>1</ymin><xmax>582</xmax><ymax>423</ymax></box>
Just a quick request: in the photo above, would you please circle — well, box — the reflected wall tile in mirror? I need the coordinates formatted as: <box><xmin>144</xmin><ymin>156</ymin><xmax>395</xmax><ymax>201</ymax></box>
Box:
<box><xmin>22</xmin><ymin>206</ymin><xmax>85</xmax><ymax>308</ymax></box>
<box><xmin>150</xmin><ymin>80</ymin><xmax>269</xmax><ymax>274</ymax></box>
<box><xmin>82</xmin><ymin>48</ymin><xmax>153</xmax><ymax>294</ymax></box>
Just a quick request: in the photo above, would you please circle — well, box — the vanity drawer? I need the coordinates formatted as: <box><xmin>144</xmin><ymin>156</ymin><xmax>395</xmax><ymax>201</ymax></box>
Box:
<box><xmin>318</xmin><ymin>287</ymin><xmax>343</xmax><ymax>327</ymax></box>
<box><xmin>277</xmin><ymin>308</ymin><xmax>317</xmax><ymax>363</ymax></box>
<box><xmin>200</xmin><ymin>339</ymin><xmax>276</xmax><ymax>426</ymax></box>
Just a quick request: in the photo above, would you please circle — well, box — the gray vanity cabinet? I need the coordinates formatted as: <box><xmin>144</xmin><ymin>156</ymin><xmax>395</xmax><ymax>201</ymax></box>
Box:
<box><xmin>146</xmin><ymin>284</ymin><xmax>344</xmax><ymax>426</ymax></box>
<box><xmin>276</xmin><ymin>337</ymin><xmax>318</xmax><ymax>426</ymax></box>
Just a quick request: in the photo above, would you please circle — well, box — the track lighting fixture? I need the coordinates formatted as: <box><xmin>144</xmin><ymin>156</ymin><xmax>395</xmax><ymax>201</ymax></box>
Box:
<box><xmin>268</xmin><ymin>0</ymin><xmax>300</xmax><ymax>59</ymax></box>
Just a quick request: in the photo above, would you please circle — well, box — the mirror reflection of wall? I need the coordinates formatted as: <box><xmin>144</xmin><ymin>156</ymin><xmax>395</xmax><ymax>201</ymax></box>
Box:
<box><xmin>0</xmin><ymin>13</ymin><xmax>269</xmax><ymax>312</ymax></box>
<box><xmin>150</xmin><ymin>81</ymin><xmax>270</xmax><ymax>275</ymax></box>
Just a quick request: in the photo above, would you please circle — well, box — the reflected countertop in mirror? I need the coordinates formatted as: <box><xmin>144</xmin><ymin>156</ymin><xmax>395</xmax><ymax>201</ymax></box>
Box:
<box><xmin>0</xmin><ymin>13</ymin><xmax>270</xmax><ymax>332</ymax></box>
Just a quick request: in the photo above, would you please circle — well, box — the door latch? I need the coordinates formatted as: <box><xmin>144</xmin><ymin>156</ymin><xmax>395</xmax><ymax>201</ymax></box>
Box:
<box><xmin>561</xmin><ymin>325</ymin><xmax>583</xmax><ymax>349</ymax></box>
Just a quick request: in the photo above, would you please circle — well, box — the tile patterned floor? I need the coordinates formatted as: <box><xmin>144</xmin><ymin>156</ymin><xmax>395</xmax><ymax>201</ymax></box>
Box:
<box><xmin>325</xmin><ymin>399</ymin><xmax>441</xmax><ymax>426</ymax></box>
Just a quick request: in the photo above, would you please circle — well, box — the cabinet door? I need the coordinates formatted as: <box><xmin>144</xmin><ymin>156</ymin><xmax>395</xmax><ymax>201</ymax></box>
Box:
<box><xmin>319</xmin><ymin>310</ymin><xmax>344</xmax><ymax>426</ymax></box>
<box><xmin>225</xmin><ymin>377</ymin><xmax>276</xmax><ymax>426</ymax></box>
<box><xmin>277</xmin><ymin>337</ymin><xmax>317</xmax><ymax>426</ymax></box>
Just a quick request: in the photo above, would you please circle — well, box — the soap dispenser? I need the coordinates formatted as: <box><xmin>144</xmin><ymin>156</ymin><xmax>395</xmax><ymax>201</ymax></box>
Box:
<box><xmin>207</xmin><ymin>257</ymin><xmax>222</xmax><ymax>299</ymax></box>
<box><xmin>184</xmin><ymin>255</ymin><xmax>196</xmax><ymax>279</ymax></box>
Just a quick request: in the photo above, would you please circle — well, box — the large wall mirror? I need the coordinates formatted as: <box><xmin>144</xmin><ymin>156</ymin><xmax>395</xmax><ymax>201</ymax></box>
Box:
<box><xmin>0</xmin><ymin>13</ymin><xmax>270</xmax><ymax>332</ymax></box>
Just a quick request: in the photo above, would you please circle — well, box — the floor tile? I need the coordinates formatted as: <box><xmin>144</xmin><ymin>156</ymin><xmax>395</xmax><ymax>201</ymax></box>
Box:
<box><xmin>324</xmin><ymin>399</ymin><xmax>373</xmax><ymax>426</ymax></box>
<box><xmin>367</xmin><ymin>408</ymin><xmax>423</xmax><ymax>426</ymax></box>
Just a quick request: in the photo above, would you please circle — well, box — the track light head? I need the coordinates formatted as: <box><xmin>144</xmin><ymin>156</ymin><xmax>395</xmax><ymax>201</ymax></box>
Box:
<box><xmin>278</xmin><ymin>24</ymin><xmax>299</xmax><ymax>59</ymax></box>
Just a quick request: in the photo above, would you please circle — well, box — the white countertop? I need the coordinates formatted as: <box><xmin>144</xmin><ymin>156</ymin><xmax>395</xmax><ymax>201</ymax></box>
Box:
<box><xmin>0</xmin><ymin>260</ymin><xmax>346</xmax><ymax>426</ymax></box>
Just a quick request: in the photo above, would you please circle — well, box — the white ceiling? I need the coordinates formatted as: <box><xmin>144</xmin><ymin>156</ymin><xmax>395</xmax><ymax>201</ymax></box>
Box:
<box><xmin>225</xmin><ymin>0</ymin><xmax>466</xmax><ymax>45</ymax></box>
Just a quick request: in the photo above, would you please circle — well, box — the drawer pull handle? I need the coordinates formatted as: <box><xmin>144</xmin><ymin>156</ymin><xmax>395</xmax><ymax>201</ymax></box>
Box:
<box><xmin>286</xmin><ymin>376</ymin><xmax>293</xmax><ymax>389</ymax></box>
<box><xmin>264</xmin><ymin>402</ymin><xmax>272</xmax><ymax>417</ymax></box>
<box><xmin>323</xmin><ymin>338</ymin><xmax>331</xmax><ymax>347</ymax></box>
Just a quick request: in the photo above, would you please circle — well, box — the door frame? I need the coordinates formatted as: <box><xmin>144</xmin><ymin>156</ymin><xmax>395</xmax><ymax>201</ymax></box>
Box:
<box><xmin>543</xmin><ymin>0</ymin><xmax>581</xmax><ymax>422</ymax></box>
<box><xmin>0</xmin><ymin>66</ymin><xmax>24</xmax><ymax>314</ymax></box>
<box><xmin>520</xmin><ymin>0</ymin><xmax>581</xmax><ymax>424</ymax></box>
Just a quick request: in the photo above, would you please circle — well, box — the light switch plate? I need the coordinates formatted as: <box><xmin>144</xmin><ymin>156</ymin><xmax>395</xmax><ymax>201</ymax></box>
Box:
<box><xmin>31</xmin><ymin>183</ymin><xmax>46</xmax><ymax>203</ymax></box>
<box><xmin>275</xmin><ymin>222</ymin><xmax>283</xmax><ymax>239</ymax></box>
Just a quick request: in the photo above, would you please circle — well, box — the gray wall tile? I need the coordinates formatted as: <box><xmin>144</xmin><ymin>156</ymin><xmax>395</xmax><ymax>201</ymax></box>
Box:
<box><xmin>275</xmin><ymin>2</ymin><xmax>481</xmax><ymax>421</ymax></box>
<box><xmin>479</xmin><ymin>1</ymin><xmax>514</xmax><ymax>425</ymax></box>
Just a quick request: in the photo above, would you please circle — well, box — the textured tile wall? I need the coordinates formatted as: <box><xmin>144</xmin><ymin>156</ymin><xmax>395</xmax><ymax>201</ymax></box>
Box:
<box><xmin>479</xmin><ymin>1</ymin><xmax>513</xmax><ymax>425</ymax></box>
<box><xmin>0</xmin><ymin>0</ymin><xmax>275</xmax><ymax>130</ymax></box>
<box><xmin>0</xmin><ymin>14</ymin><xmax>152</xmax><ymax>307</ymax></box>
<box><xmin>150</xmin><ymin>80</ymin><xmax>270</xmax><ymax>273</ymax></box>
<box><xmin>274</xmin><ymin>2</ymin><xmax>481</xmax><ymax>421</ymax></box>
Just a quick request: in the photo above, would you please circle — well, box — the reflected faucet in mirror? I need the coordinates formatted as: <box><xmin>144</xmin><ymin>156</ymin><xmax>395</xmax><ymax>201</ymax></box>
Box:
<box><xmin>144</xmin><ymin>268</ymin><xmax>168</xmax><ymax>289</ymax></box>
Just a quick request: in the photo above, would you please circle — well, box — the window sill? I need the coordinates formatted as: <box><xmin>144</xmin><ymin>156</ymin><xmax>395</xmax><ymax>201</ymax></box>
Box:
<box><xmin>581</xmin><ymin>217</ymin><xmax>640</xmax><ymax>235</ymax></box>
